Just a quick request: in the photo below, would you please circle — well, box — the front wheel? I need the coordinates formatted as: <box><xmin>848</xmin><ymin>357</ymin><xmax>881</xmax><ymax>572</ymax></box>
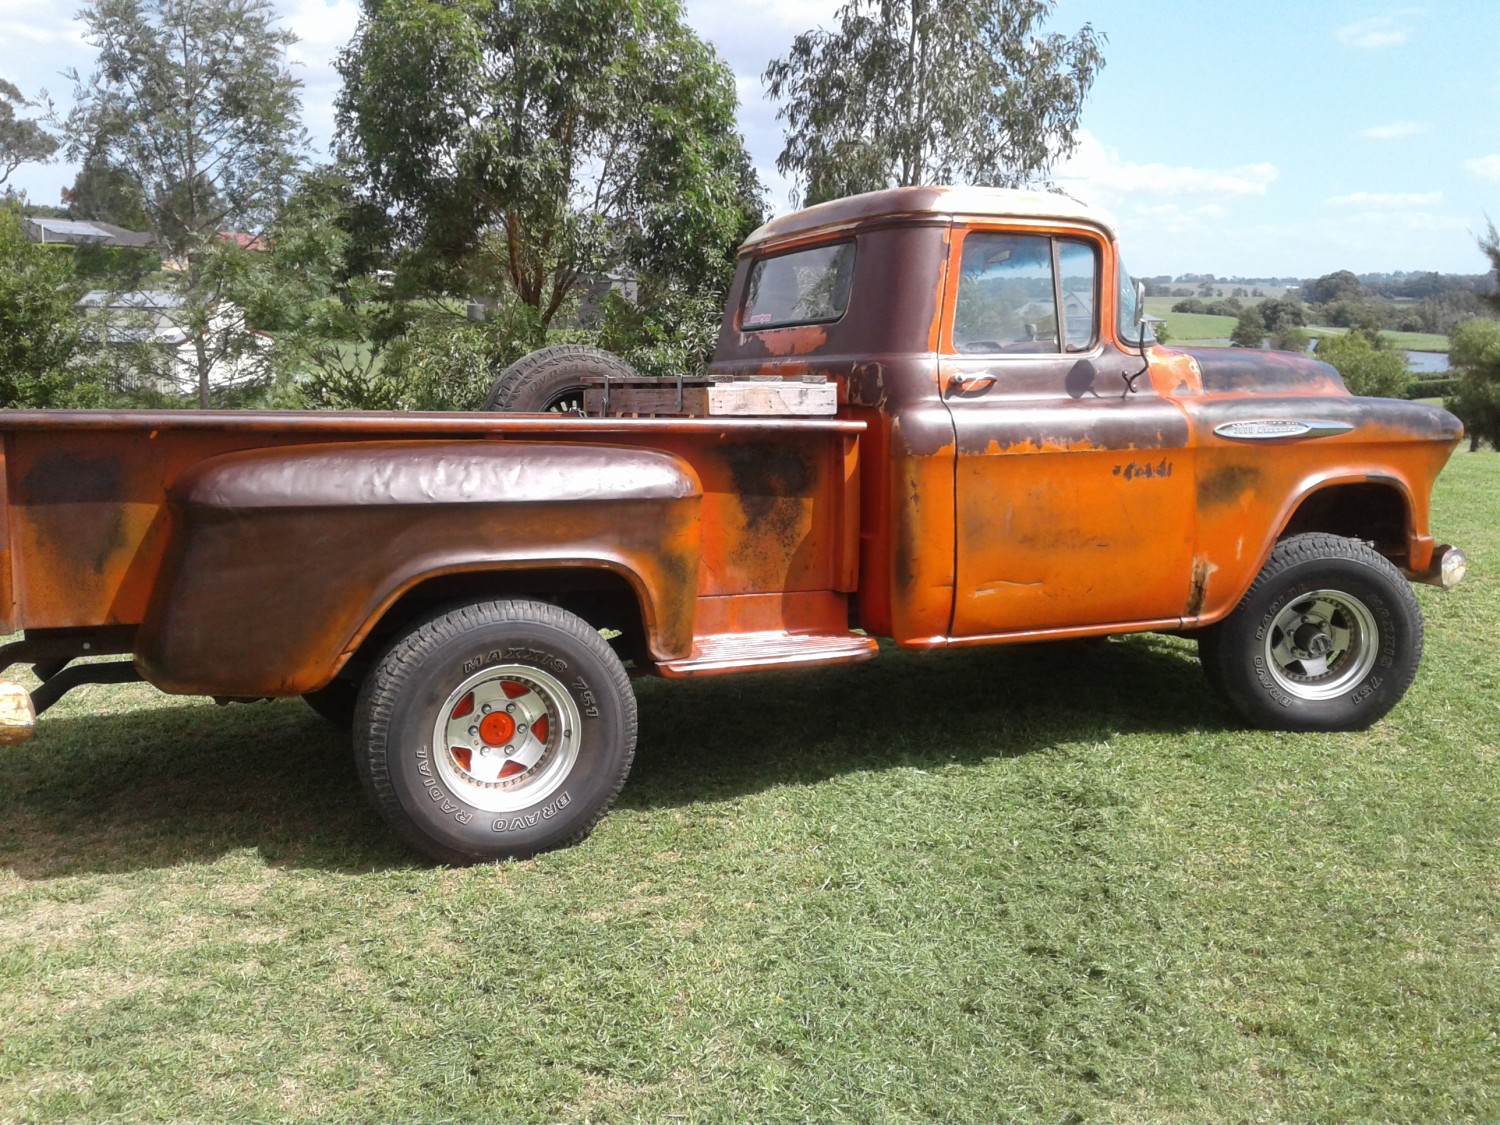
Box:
<box><xmin>1198</xmin><ymin>533</ymin><xmax>1423</xmax><ymax>731</ymax></box>
<box><xmin>354</xmin><ymin>599</ymin><xmax>637</xmax><ymax>863</ymax></box>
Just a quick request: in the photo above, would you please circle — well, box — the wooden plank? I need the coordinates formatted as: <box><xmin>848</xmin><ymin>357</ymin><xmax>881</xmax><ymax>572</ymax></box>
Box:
<box><xmin>707</xmin><ymin>381</ymin><xmax>838</xmax><ymax>416</ymax></box>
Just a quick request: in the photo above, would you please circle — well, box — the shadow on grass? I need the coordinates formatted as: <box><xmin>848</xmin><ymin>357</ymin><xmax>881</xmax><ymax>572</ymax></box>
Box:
<box><xmin>0</xmin><ymin>635</ymin><xmax>1228</xmax><ymax>878</ymax></box>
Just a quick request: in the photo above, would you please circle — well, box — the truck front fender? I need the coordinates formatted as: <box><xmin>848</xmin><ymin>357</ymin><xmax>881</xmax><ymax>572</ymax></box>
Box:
<box><xmin>135</xmin><ymin>441</ymin><xmax>702</xmax><ymax>696</ymax></box>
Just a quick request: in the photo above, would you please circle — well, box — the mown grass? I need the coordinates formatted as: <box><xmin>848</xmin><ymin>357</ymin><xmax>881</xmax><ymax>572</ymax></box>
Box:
<box><xmin>1144</xmin><ymin>297</ymin><xmax>1450</xmax><ymax>353</ymax></box>
<box><xmin>1306</xmin><ymin>325</ymin><xmax>1450</xmax><ymax>353</ymax></box>
<box><xmin>1</xmin><ymin>454</ymin><xmax>1496</xmax><ymax>1123</ymax></box>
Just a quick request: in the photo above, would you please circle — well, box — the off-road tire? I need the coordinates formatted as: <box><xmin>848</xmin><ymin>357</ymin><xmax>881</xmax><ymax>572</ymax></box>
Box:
<box><xmin>1198</xmin><ymin>533</ymin><xmax>1423</xmax><ymax>731</ymax></box>
<box><xmin>481</xmin><ymin>345</ymin><xmax>638</xmax><ymax>413</ymax></box>
<box><xmin>354</xmin><ymin>599</ymin><xmax>637</xmax><ymax>863</ymax></box>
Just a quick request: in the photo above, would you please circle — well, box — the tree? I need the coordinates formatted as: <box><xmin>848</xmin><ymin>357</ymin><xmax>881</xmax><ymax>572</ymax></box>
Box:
<box><xmin>1230</xmin><ymin>307</ymin><xmax>1265</xmax><ymax>348</ymax></box>
<box><xmin>1447</xmin><ymin>317</ymin><xmax>1500</xmax><ymax>450</ymax></box>
<box><xmin>1314</xmin><ymin>333</ymin><xmax>1409</xmax><ymax>398</ymax></box>
<box><xmin>0</xmin><ymin>205</ymin><xmax>107</xmax><ymax>406</ymax></box>
<box><xmin>66</xmin><ymin>0</ymin><xmax>306</xmax><ymax>406</ymax></box>
<box><xmin>1257</xmin><ymin>296</ymin><xmax>1307</xmax><ymax>333</ymax></box>
<box><xmin>1303</xmin><ymin>269</ymin><xmax>1364</xmax><ymax>307</ymax></box>
<box><xmin>1270</xmin><ymin>326</ymin><xmax>1310</xmax><ymax>353</ymax></box>
<box><xmin>0</xmin><ymin>78</ymin><xmax>57</xmax><ymax>187</ymax></box>
<box><xmin>763</xmin><ymin>0</ymin><xmax>1104</xmax><ymax>205</ymax></box>
<box><xmin>337</xmin><ymin>0</ymin><xmax>762</xmax><ymax>339</ymax></box>
<box><xmin>1481</xmin><ymin>222</ymin><xmax>1500</xmax><ymax>316</ymax></box>
<box><xmin>64</xmin><ymin>153</ymin><xmax>150</xmax><ymax>230</ymax></box>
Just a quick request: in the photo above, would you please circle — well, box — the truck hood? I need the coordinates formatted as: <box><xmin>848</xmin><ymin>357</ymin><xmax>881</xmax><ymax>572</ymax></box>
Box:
<box><xmin>1176</xmin><ymin>346</ymin><xmax>1347</xmax><ymax>397</ymax></box>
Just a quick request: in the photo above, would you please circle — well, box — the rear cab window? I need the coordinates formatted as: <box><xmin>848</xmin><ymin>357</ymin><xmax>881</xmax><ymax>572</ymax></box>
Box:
<box><xmin>742</xmin><ymin>241</ymin><xmax>856</xmax><ymax>330</ymax></box>
<box><xmin>950</xmin><ymin>232</ymin><xmax>1099</xmax><ymax>355</ymax></box>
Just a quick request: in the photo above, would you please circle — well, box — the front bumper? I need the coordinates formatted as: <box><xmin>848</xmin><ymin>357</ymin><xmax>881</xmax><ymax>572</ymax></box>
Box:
<box><xmin>1406</xmin><ymin>544</ymin><xmax>1468</xmax><ymax>589</ymax></box>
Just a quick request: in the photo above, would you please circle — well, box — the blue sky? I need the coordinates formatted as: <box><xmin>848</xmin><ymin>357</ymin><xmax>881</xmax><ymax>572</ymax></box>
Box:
<box><xmin>4</xmin><ymin>0</ymin><xmax>1498</xmax><ymax>278</ymax></box>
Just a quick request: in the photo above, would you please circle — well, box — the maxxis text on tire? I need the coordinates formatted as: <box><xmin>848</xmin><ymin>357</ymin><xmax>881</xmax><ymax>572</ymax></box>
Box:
<box><xmin>481</xmin><ymin>344</ymin><xmax>638</xmax><ymax>413</ymax></box>
<box><xmin>354</xmin><ymin>599</ymin><xmax>637</xmax><ymax>864</ymax></box>
<box><xmin>1197</xmin><ymin>532</ymin><xmax>1423</xmax><ymax>732</ymax></box>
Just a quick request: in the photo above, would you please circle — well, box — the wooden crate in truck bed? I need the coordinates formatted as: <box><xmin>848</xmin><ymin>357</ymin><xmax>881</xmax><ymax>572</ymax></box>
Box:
<box><xmin>582</xmin><ymin>374</ymin><xmax>836</xmax><ymax>417</ymax></box>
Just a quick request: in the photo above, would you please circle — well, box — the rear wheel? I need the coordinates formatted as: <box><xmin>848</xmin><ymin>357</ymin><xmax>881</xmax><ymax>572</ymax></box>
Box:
<box><xmin>482</xmin><ymin>345</ymin><xmax>638</xmax><ymax>413</ymax></box>
<box><xmin>354</xmin><ymin>599</ymin><xmax>636</xmax><ymax>863</ymax></box>
<box><xmin>1198</xmin><ymin>533</ymin><xmax>1422</xmax><ymax>731</ymax></box>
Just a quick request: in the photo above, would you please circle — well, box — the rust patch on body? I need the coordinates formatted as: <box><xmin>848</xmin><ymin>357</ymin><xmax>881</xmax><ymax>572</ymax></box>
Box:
<box><xmin>1197</xmin><ymin>465</ymin><xmax>1260</xmax><ymax>507</ymax></box>
<box><xmin>1186</xmin><ymin>559</ymin><xmax>1211</xmax><ymax>617</ymax></box>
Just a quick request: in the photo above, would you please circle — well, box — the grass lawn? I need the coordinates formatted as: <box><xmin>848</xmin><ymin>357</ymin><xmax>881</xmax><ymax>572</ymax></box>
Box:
<box><xmin>1144</xmin><ymin>297</ymin><xmax>1451</xmax><ymax>353</ymax></box>
<box><xmin>1307</xmin><ymin>326</ymin><xmax>1450</xmax><ymax>353</ymax></box>
<box><xmin>1</xmin><ymin>454</ymin><xmax>1496</xmax><ymax>1123</ymax></box>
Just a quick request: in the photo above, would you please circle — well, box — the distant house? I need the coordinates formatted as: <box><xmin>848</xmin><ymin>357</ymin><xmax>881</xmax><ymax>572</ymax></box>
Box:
<box><xmin>77</xmin><ymin>289</ymin><xmax>272</xmax><ymax>392</ymax></box>
<box><xmin>24</xmin><ymin>217</ymin><xmax>156</xmax><ymax>249</ymax></box>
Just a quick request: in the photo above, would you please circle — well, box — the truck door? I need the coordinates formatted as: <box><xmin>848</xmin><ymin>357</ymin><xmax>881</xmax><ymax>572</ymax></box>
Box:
<box><xmin>938</xmin><ymin>225</ymin><xmax>1196</xmax><ymax>637</ymax></box>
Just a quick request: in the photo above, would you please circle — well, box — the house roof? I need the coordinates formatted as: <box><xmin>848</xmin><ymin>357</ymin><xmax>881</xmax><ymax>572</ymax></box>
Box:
<box><xmin>218</xmin><ymin>231</ymin><xmax>268</xmax><ymax>251</ymax></box>
<box><xmin>77</xmin><ymin>289</ymin><xmax>186</xmax><ymax>311</ymax></box>
<box><xmin>26</xmin><ymin>217</ymin><xmax>156</xmax><ymax>248</ymax></box>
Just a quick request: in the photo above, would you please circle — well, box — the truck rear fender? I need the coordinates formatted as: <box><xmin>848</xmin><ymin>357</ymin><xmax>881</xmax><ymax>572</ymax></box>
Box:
<box><xmin>134</xmin><ymin>441</ymin><xmax>702</xmax><ymax>697</ymax></box>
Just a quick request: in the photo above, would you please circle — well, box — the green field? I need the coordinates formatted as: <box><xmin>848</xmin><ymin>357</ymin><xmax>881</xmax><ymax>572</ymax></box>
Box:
<box><xmin>1144</xmin><ymin>296</ymin><xmax>1450</xmax><ymax>353</ymax></box>
<box><xmin>1</xmin><ymin>454</ymin><xmax>1497</xmax><ymax>1123</ymax></box>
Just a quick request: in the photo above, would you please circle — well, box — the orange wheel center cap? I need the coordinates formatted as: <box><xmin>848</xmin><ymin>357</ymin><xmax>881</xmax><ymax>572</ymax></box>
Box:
<box><xmin>479</xmin><ymin>711</ymin><xmax>517</xmax><ymax>746</ymax></box>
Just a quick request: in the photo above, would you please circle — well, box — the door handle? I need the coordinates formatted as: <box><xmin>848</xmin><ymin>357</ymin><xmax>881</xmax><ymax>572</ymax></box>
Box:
<box><xmin>947</xmin><ymin>372</ymin><xmax>997</xmax><ymax>395</ymax></box>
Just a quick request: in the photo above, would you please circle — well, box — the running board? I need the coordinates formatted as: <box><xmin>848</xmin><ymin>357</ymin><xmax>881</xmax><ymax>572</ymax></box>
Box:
<box><xmin>657</xmin><ymin>631</ymin><xmax>879</xmax><ymax>677</ymax></box>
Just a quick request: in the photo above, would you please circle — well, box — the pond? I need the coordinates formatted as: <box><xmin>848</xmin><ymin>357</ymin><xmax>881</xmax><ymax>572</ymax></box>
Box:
<box><xmin>1404</xmin><ymin>350</ymin><xmax>1450</xmax><ymax>374</ymax></box>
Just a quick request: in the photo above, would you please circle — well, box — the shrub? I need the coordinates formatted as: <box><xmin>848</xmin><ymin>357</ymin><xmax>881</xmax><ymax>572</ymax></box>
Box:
<box><xmin>1314</xmin><ymin>332</ymin><xmax>1410</xmax><ymax>398</ymax></box>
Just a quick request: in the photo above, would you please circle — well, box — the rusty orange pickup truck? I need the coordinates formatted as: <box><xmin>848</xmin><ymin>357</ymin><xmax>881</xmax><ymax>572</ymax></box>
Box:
<box><xmin>0</xmin><ymin>187</ymin><xmax>1466</xmax><ymax>863</ymax></box>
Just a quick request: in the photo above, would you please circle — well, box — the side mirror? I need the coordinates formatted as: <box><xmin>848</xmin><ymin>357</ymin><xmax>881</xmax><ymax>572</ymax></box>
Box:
<box><xmin>1133</xmin><ymin>279</ymin><xmax>1147</xmax><ymax>326</ymax></box>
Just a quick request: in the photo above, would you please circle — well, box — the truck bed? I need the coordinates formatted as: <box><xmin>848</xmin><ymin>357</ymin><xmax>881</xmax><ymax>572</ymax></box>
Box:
<box><xmin>0</xmin><ymin>410</ymin><xmax>869</xmax><ymax>690</ymax></box>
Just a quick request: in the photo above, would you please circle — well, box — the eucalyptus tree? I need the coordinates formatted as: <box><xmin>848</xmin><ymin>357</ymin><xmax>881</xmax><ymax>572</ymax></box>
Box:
<box><xmin>336</xmin><ymin>0</ymin><xmax>762</xmax><ymax>334</ymax></box>
<box><xmin>0</xmin><ymin>78</ymin><xmax>58</xmax><ymax>187</ymax></box>
<box><xmin>764</xmin><ymin>0</ymin><xmax>1105</xmax><ymax>205</ymax></box>
<box><xmin>67</xmin><ymin>0</ymin><xmax>306</xmax><ymax>406</ymax></box>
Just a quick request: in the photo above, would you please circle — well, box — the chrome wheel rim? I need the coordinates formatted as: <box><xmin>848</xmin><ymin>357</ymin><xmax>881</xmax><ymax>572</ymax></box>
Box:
<box><xmin>1264</xmin><ymin>589</ymin><xmax>1379</xmax><ymax>701</ymax></box>
<box><xmin>432</xmin><ymin>664</ymin><xmax>581</xmax><ymax>813</ymax></box>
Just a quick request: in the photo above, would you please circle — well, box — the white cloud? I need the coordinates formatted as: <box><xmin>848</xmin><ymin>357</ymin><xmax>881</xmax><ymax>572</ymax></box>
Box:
<box><xmin>1325</xmin><ymin>191</ymin><xmax>1443</xmax><ymax>208</ymax></box>
<box><xmin>1357</xmin><ymin>121</ymin><xmax>1424</xmax><ymax>141</ymax></box>
<box><xmin>1055</xmin><ymin>131</ymin><xmax>1278</xmax><ymax>204</ymax></box>
<box><xmin>1336</xmin><ymin>11</ymin><xmax>1422</xmax><ymax>50</ymax></box>
<box><xmin>281</xmin><ymin>0</ymin><xmax>360</xmax><ymax>55</ymax></box>
<box><xmin>1465</xmin><ymin>154</ymin><xmax>1500</xmax><ymax>183</ymax></box>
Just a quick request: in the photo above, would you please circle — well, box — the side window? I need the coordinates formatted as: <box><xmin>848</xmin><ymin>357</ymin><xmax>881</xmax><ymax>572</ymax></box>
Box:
<box><xmin>952</xmin><ymin>232</ymin><xmax>1098</xmax><ymax>355</ymax></box>
<box><xmin>742</xmin><ymin>241</ymin><xmax>855</xmax><ymax>329</ymax></box>
<box><xmin>1058</xmin><ymin>239</ymin><xmax>1097</xmax><ymax>352</ymax></box>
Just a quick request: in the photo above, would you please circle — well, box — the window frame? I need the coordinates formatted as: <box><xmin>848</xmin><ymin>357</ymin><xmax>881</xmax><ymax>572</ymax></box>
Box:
<box><xmin>944</xmin><ymin>227</ymin><xmax>1104</xmax><ymax>359</ymax></box>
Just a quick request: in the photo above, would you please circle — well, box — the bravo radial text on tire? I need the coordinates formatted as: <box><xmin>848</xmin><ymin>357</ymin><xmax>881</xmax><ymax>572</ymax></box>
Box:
<box><xmin>354</xmin><ymin>599</ymin><xmax>637</xmax><ymax>863</ymax></box>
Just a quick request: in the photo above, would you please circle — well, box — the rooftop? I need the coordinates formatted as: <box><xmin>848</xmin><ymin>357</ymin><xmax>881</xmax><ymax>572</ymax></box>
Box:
<box><xmin>743</xmin><ymin>186</ymin><xmax>1118</xmax><ymax>251</ymax></box>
